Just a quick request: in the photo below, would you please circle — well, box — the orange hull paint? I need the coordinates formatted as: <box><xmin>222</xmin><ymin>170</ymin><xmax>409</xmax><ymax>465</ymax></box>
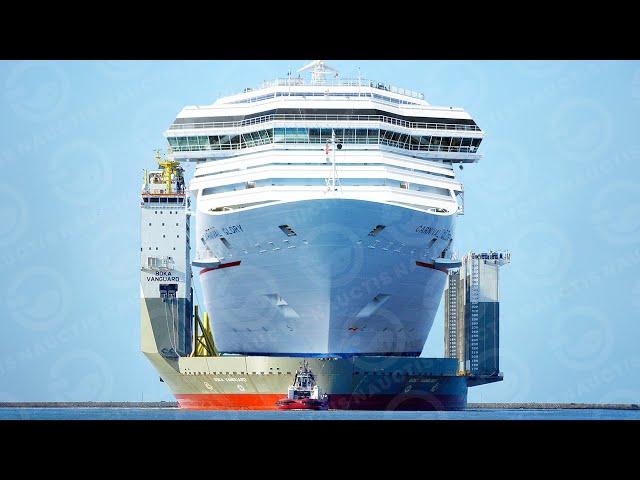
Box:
<box><xmin>175</xmin><ymin>393</ymin><xmax>467</xmax><ymax>410</ymax></box>
<box><xmin>176</xmin><ymin>394</ymin><xmax>282</xmax><ymax>410</ymax></box>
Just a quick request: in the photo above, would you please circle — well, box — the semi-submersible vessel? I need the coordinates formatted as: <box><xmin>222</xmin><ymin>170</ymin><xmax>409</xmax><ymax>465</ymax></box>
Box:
<box><xmin>140</xmin><ymin>61</ymin><xmax>508</xmax><ymax>410</ymax></box>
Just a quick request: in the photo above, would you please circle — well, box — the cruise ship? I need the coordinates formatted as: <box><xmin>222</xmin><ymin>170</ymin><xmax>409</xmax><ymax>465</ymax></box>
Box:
<box><xmin>165</xmin><ymin>61</ymin><xmax>483</xmax><ymax>359</ymax></box>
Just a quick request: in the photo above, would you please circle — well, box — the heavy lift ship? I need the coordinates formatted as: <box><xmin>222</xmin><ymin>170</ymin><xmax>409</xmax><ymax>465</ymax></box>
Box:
<box><xmin>140</xmin><ymin>152</ymin><xmax>508</xmax><ymax>410</ymax></box>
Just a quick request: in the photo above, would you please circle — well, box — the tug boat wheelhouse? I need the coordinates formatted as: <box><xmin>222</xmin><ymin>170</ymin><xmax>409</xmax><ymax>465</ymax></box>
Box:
<box><xmin>275</xmin><ymin>361</ymin><xmax>328</xmax><ymax>410</ymax></box>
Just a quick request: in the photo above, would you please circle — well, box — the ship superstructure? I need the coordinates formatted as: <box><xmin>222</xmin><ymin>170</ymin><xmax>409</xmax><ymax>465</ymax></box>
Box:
<box><xmin>165</xmin><ymin>61</ymin><xmax>483</xmax><ymax>358</ymax></box>
<box><xmin>140</xmin><ymin>153</ymin><xmax>192</xmax><ymax>359</ymax></box>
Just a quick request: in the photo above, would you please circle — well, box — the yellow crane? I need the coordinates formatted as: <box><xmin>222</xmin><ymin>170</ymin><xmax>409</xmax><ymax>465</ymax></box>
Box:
<box><xmin>155</xmin><ymin>150</ymin><xmax>180</xmax><ymax>194</ymax></box>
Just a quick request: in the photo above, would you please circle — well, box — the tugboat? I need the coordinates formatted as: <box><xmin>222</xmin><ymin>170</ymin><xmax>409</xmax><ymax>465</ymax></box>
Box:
<box><xmin>276</xmin><ymin>361</ymin><xmax>328</xmax><ymax>410</ymax></box>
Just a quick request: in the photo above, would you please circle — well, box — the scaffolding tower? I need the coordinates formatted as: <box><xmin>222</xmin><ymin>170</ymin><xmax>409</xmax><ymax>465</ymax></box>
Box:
<box><xmin>444</xmin><ymin>251</ymin><xmax>511</xmax><ymax>380</ymax></box>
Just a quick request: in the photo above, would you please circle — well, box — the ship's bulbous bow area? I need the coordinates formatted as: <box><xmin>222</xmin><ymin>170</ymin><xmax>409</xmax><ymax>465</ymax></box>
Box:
<box><xmin>197</xmin><ymin>198</ymin><xmax>454</xmax><ymax>357</ymax></box>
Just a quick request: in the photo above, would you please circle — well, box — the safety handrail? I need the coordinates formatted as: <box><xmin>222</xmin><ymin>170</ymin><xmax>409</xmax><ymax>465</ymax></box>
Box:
<box><xmin>169</xmin><ymin>113</ymin><xmax>481</xmax><ymax>132</ymax></box>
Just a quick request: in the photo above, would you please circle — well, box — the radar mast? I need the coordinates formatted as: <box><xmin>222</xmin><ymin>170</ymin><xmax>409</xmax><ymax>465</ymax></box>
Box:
<box><xmin>297</xmin><ymin>60</ymin><xmax>339</xmax><ymax>84</ymax></box>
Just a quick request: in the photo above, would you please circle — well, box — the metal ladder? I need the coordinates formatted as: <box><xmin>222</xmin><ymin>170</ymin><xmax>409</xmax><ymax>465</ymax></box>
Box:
<box><xmin>469</xmin><ymin>257</ymin><xmax>480</xmax><ymax>373</ymax></box>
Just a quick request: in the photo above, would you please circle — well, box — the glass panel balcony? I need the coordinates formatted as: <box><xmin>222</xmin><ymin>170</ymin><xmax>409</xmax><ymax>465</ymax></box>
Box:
<box><xmin>169</xmin><ymin>128</ymin><xmax>482</xmax><ymax>154</ymax></box>
<box><xmin>168</xmin><ymin>113</ymin><xmax>481</xmax><ymax>132</ymax></box>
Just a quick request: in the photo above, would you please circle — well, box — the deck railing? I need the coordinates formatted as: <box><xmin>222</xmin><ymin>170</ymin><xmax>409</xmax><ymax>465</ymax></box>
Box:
<box><xmin>170</xmin><ymin>139</ymin><xmax>480</xmax><ymax>154</ymax></box>
<box><xmin>256</xmin><ymin>78</ymin><xmax>425</xmax><ymax>100</ymax></box>
<box><xmin>169</xmin><ymin>113</ymin><xmax>481</xmax><ymax>132</ymax></box>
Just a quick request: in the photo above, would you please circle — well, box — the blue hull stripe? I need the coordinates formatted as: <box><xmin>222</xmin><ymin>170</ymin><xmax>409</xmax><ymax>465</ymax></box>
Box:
<box><xmin>218</xmin><ymin>352</ymin><xmax>423</xmax><ymax>358</ymax></box>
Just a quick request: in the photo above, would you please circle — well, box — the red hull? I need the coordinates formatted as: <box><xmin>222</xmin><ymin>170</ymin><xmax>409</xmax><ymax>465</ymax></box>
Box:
<box><xmin>176</xmin><ymin>393</ymin><xmax>282</xmax><ymax>410</ymax></box>
<box><xmin>275</xmin><ymin>398</ymin><xmax>328</xmax><ymax>410</ymax></box>
<box><xmin>176</xmin><ymin>393</ymin><xmax>465</xmax><ymax>411</ymax></box>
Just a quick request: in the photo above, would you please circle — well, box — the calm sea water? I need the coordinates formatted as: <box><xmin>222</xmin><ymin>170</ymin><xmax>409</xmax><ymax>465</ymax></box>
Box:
<box><xmin>1</xmin><ymin>408</ymin><xmax>639</xmax><ymax>420</ymax></box>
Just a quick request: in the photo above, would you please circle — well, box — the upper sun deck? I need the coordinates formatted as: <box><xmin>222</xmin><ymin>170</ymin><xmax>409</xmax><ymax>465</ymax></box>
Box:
<box><xmin>169</xmin><ymin>64</ymin><xmax>476</xmax><ymax>129</ymax></box>
<box><xmin>215</xmin><ymin>76</ymin><xmax>427</xmax><ymax>106</ymax></box>
<box><xmin>164</xmin><ymin>62</ymin><xmax>483</xmax><ymax>163</ymax></box>
<box><xmin>210</xmin><ymin>60</ymin><xmax>426</xmax><ymax>108</ymax></box>
<box><xmin>170</xmin><ymin>60</ymin><xmax>481</xmax><ymax>128</ymax></box>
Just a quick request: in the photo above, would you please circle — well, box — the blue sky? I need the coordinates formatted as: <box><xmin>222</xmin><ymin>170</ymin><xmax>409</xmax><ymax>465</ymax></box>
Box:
<box><xmin>0</xmin><ymin>60</ymin><xmax>639</xmax><ymax>404</ymax></box>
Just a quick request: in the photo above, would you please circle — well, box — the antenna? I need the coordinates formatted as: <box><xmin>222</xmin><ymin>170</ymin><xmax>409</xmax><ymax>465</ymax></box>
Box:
<box><xmin>298</xmin><ymin>60</ymin><xmax>339</xmax><ymax>84</ymax></box>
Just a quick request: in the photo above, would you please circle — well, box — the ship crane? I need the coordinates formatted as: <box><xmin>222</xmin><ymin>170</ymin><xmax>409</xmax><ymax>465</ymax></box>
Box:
<box><xmin>155</xmin><ymin>150</ymin><xmax>182</xmax><ymax>194</ymax></box>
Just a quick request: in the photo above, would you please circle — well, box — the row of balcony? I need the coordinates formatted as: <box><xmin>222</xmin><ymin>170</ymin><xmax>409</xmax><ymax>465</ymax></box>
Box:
<box><xmin>169</xmin><ymin>113</ymin><xmax>481</xmax><ymax>132</ymax></box>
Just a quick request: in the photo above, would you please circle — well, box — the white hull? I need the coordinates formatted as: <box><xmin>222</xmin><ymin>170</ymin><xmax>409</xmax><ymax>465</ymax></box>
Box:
<box><xmin>197</xmin><ymin>198</ymin><xmax>455</xmax><ymax>356</ymax></box>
